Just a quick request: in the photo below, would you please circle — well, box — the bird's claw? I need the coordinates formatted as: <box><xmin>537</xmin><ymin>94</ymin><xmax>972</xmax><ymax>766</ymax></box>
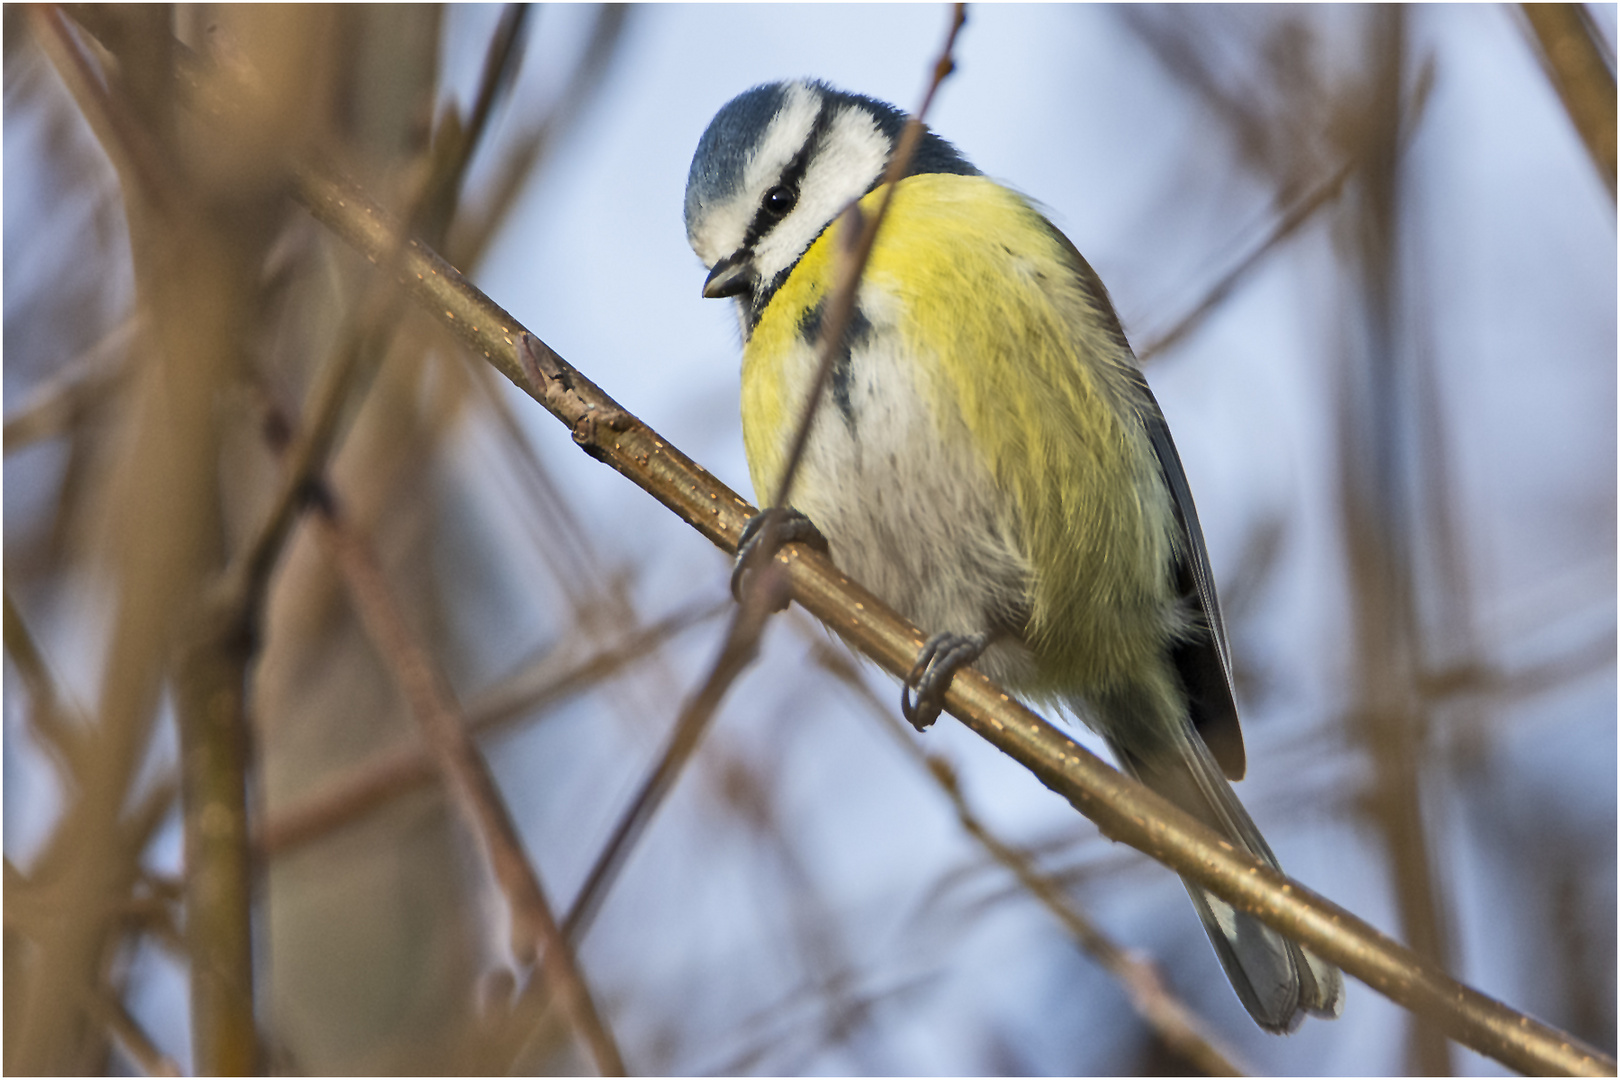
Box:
<box><xmin>730</xmin><ymin>507</ymin><xmax>829</xmax><ymax>603</ymax></box>
<box><xmin>901</xmin><ymin>632</ymin><xmax>987</xmax><ymax>731</ymax></box>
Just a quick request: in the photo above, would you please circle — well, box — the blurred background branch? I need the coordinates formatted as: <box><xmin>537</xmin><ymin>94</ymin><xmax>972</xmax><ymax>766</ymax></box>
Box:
<box><xmin>4</xmin><ymin>5</ymin><xmax>1612</xmax><ymax>1076</ymax></box>
<box><xmin>814</xmin><ymin>640</ymin><xmax>1251</xmax><ymax>1077</ymax></box>
<box><xmin>283</xmin><ymin>45</ymin><xmax>1615</xmax><ymax>1076</ymax></box>
<box><xmin>1519</xmin><ymin>3</ymin><xmax>1617</xmax><ymax>199</ymax></box>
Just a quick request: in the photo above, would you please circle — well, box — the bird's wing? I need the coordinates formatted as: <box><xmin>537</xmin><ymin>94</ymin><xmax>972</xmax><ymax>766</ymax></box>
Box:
<box><xmin>1037</xmin><ymin>216</ymin><xmax>1246</xmax><ymax>778</ymax></box>
<box><xmin>1131</xmin><ymin>373</ymin><xmax>1247</xmax><ymax>780</ymax></box>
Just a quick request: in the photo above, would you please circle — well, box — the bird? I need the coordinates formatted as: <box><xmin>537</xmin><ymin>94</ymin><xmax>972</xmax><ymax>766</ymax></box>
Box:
<box><xmin>683</xmin><ymin>77</ymin><xmax>1343</xmax><ymax>1033</ymax></box>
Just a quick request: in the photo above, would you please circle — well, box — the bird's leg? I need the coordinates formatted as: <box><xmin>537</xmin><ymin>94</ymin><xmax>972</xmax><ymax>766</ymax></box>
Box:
<box><xmin>902</xmin><ymin>632</ymin><xmax>988</xmax><ymax>731</ymax></box>
<box><xmin>730</xmin><ymin>506</ymin><xmax>830</xmax><ymax>605</ymax></box>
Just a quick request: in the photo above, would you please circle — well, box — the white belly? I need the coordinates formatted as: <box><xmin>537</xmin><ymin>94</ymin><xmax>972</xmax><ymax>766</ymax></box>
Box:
<box><xmin>751</xmin><ymin>303</ymin><xmax>1040</xmax><ymax>689</ymax></box>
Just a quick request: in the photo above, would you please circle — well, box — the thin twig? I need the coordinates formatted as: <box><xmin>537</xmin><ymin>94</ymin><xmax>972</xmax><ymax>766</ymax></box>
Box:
<box><xmin>1422</xmin><ymin>626</ymin><xmax>1618</xmax><ymax>710</ymax></box>
<box><xmin>551</xmin><ymin>8</ymin><xmax>970</xmax><ymax>951</ymax></box>
<box><xmin>28</xmin><ymin>6</ymin><xmax>179</xmax><ymax>209</ymax></box>
<box><xmin>692</xmin><ymin>972</ymin><xmax>932</xmax><ymax>1077</ymax></box>
<box><xmin>449</xmin><ymin>5</ymin><xmax>631</xmax><ymax>270</ymax></box>
<box><xmin>1520</xmin><ymin>3</ymin><xmax>1617</xmax><ymax>200</ymax></box>
<box><xmin>465</xmin><ymin>599</ymin><xmax>723</xmax><ymax>730</ymax></box>
<box><xmin>556</xmin><ymin>560</ymin><xmax>790</xmax><ymax>947</ymax></box>
<box><xmin>2</xmin><ymin>589</ymin><xmax>87</xmax><ymax>772</ymax></box>
<box><xmin>2</xmin><ymin>316</ymin><xmax>138</xmax><ymax>452</ymax></box>
<box><xmin>310</xmin><ymin>482</ymin><xmax>627</xmax><ymax>1077</ymax></box>
<box><xmin>815</xmin><ymin>642</ymin><xmax>1248</xmax><ymax>1076</ymax></box>
<box><xmin>418</xmin><ymin>3</ymin><xmax>531</xmax><ymax>246</ymax></box>
<box><xmin>1136</xmin><ymin>156</ymin><xmax>1354</xmax><ymax>363</ymax></box>
<box><xmin>770</xmin><ymin>3</ymin><xmax>965</xmax><ymax>514</ymax></box>
<box><xmin>92</xmin><ymin>992</ymin><xmax>182</xmax><ymax>1078</ymax></box>
<box><xmin>257</xmin><ymin>600</ymin><xmax>722</xmax><ymax>856</ymax></box>
<box><xmin>289</xmin><ymin>90</ymin><xmax>1617</xmax><ymax>1080</ymax></box>
<box><xmin>1136</xmin><ymin>47</ymin><xmax>1436</xmax><ymax>365</ymax></box>
<box><xmin>1335</xmin><ymin>12</ymin><xmax>1454</xmax><ymax>1073</ymax></box>
<box><xmin>462</xmin><ymin>357</ymin><xmax>651</xmax><ymax>645</ymax></box>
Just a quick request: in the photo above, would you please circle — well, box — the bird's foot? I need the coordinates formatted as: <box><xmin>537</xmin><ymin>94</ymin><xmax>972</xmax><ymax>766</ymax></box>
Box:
<box><xmin>902</xmin><ymin>632</ymin><xmax>987</xmax><ymax>731</ymax></box>
<box><xmin>730</xmin><ymin>507</ymin><xmax>829</xmax><ymax>605</ymax></box>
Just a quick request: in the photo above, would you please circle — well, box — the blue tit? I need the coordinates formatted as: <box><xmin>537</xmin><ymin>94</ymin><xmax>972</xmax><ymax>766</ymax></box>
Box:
<box><xmin>683</xmin><ymin>78</ymin><xmax>1343</xmax><ymax>1033</ymax></box>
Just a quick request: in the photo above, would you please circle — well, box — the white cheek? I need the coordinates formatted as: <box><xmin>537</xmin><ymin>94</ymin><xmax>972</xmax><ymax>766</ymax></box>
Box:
<box><xmin>753</xmin><ymin>108</ymin><xmax>889</xmax><ymax>282</ymax></box>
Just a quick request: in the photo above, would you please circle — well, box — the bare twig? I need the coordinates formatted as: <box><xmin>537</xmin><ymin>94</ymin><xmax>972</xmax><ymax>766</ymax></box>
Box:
<box><xmin>29</xmin><ymin>6</ymin><xmax>179</xmax><ymax>209</ymax></box>
<box><xmin>92</xmin><ymin>992</ymin><xmax>182</xmax><ymax>1078</ymax></box>
<box><xmin>289</xmin><ymin>82</ymin><xmax>1616</xmax><ymax>1080</ymax></box>
<box><xmin>556</xmin><ymin>558</ymin><xmax>790</xmax><ymax>947</ymax></box>
<box><xmin>257</xmin><ymin>600</ymin><xmax>722</xmax><ymax>856</ymax></box>
<box><xmin>1136</xmin><ymin>49</ymin><xmax>1435</xmax><ymax>365</ymax></box>
<box><xmin>1520</xmin><ymin>3</ymin><xmax>1617</xmax><ymax>200</ymax></box>
<box><xmin>311</xmin><ymin>482</ymin><xmax>626</xmax><ymax>1077</ymax></box>
<box><xmin>463</xmin><ymin>599</ymin><xmax>724</xmax><ymax>731</ymax></box>
<box><xmin>27</xmin><ymin>9</ymin><xmax>258</xmax><ymax>1073</ymax></box>
<box><xmin>227</xmin><ymin>302</ymin><xmax>399</xmax><ymax>623</ymax></box>
<box><xmin>462</xmin><ymin>355</ymin><xmax>654</xmax><ymax>648</ymax></box>
<box><xmin>551</xmin><ymin>9</ymin><xmax>970</xmax><ymax>954</ymax></box>
<box><xmin>448</xmin><ymin>5</ymin><xmax>631</xmax><ymax>270</ymax></box>
<box><xmin>768</xmin><ymin>3</ymin><xmax>966</xmax><ymax>514</ymax></box>
<box><xmin>693</xmin><ymin>972</ymin><xmax>931</xmax><ymax>1077</ymax></box>
<box><xmin>1422</xmin><ymin>626</ymin><xmax>1617</xmax><ymax>711</ymax></box>
<box><xmin>1136</xmin><ymin>156</ymin><xmax>1354</xmax><ymax>363</ymax></box>
<box><xmin>2</xmin><ymin>588</ymin><xmax>87</xmax><ymax>772</ymax></box>
<box><xmin>2</xmin><ymin>317</ymin><xmax>138</xmax><ymax>452</ymax></box>
<box><xmin>418</xmin><ymin>3</ymin><xmax>531</xmax><ymax>246</ymax></box>
<box><xmin>1335</xmin><ymin>11</ymin><xmax>1453</xmax><ymax>1073</ymax></box>
<box><xmin>816</xmin><ymin>643</ymin><xmax>1248</xmax><ymax>1077</ymax></box>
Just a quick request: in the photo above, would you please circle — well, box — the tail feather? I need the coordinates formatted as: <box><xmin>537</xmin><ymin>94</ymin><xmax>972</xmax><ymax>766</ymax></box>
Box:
<box><xmin>1105</xmin><ymin>722</ymin><xmax>1344</xmax><ymax>1033</ymax></box>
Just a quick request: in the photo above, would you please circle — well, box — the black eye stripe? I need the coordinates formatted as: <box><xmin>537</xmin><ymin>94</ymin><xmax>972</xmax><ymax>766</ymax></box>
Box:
<box><xmin>740</xmin><ymin>98</ymin><xmax>839</xmax><ymax>248</ymax></box>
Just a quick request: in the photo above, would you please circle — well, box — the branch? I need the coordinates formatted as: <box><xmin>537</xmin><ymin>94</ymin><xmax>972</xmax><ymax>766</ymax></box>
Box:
<box><xmin>1136</xmin><ymin>49</ymin><xmax>1436</xmax><ymax>365</ymax></box>
<box><xmin>417</xmin><ymin>3</ymin><xmax>531</xmax><ymax>247</ymax></box>
<box><xmin>310</xmin><ymin>483</ymin><xmax>627</xmax><ymax>1077</ymax></box>
<box><xmin>1</xmin><ymin>316</ymin><xmax>137</xmax><ymax>452</ymax></box>
<box><xmin>289</xmin><ymin>155</ymin><xmax>1615</xmax><ymax>1080</ymax></box>
<box><xmin>555</xmin><ymin>2</ymin><xmax>969</xmax><ymax>952</ymax></box>
<box><xmin>1520</xmin><ymin>3</ymin><xmax>1617</xmax><ymax>200</ymax></box>
<box><xmin>816</xmin><ymin>642</ymin><xmax>1249</xmax><ymax>1076</ymax></box>
<box><xmin>3</xmin><ymin>588</ymin><xmax>87</xmax><ymax>773</ymax></box>
<box><xmin>1136</xmin><ymin>155</ymin><xmax>1354</xmax><ymax>363</ymax></box>
<box><xmin>767</xmin><ymin>3</ymin><xmax>967</xmax><ymax>511</ymax></box>
<box><xmin>31</xmin><ymin>9</ymin><xmax>259</xmax><ymax>1073</ymax></box>
<box><xmin>556</xmin><ymin>550</ymin><xmax>789</xmax><ymax>947</ymax></box>
<box><xmin>92</xmin><ymin>991</ymin><xmax>182</xmax><ymax>1078</ymax></box>
<box><xmin>256</xmin><ymin>600</ymin><xmax>722</xmax><ymax>856</ymax></box>
<box><xmin>447</xmin><ymin>5</ymin><xmax>631</xmax><ymax>271</ymax></box>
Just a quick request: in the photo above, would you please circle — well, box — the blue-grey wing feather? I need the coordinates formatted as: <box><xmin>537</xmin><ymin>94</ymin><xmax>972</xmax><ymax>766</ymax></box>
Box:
<box><xmin>1131</xmin><ymin>374</ymin><xmax>1246</xmax><ymax>779</ymax></box>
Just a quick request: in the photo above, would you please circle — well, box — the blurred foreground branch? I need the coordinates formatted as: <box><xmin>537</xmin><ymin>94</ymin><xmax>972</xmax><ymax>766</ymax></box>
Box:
<box><xmin>29</xmin><ymin>7</ymin><xmax>270</xmax><ymax>1071</ymax></box>
<box><xmin>292</xmin><ymin>136</ymin><xmax>1615</xmax><ymax>1080</ymax></box>
<box><xmin>553</xmin><ymin>0</ymin><xmax>967</xmax><ymax>971</ymax></box>
<box><xmin>1520</xmin><ymin>3</ymin><xmax>1617</xmax><ymax>200</ymax></box>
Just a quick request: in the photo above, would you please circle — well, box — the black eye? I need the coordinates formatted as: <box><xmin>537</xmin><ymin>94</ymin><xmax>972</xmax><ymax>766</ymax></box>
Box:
<box><xmin>762</xmin><ymin>185</ymin><xmax>797</xmax><ymax>215</ymax></box>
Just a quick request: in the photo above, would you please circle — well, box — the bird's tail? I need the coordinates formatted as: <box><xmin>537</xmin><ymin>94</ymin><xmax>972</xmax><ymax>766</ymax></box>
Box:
<box><xmin>1102</xmin><ymin>715</ymin><xmax>1343</xmax><ymax>1033</ymax></box>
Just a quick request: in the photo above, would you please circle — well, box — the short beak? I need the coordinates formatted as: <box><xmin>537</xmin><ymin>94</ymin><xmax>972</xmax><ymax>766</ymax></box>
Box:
<box><xmin>702</xmin><ymin>251</ymin><xmax>757</xmax><ymax>300</ymax></box>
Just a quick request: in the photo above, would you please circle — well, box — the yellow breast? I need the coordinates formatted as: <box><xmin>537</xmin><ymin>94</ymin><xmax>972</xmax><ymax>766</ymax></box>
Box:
<box><xmin>742</xmin><ymin>173</ymin><xmax>1178</xmax><ymax>691</ymax></box>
